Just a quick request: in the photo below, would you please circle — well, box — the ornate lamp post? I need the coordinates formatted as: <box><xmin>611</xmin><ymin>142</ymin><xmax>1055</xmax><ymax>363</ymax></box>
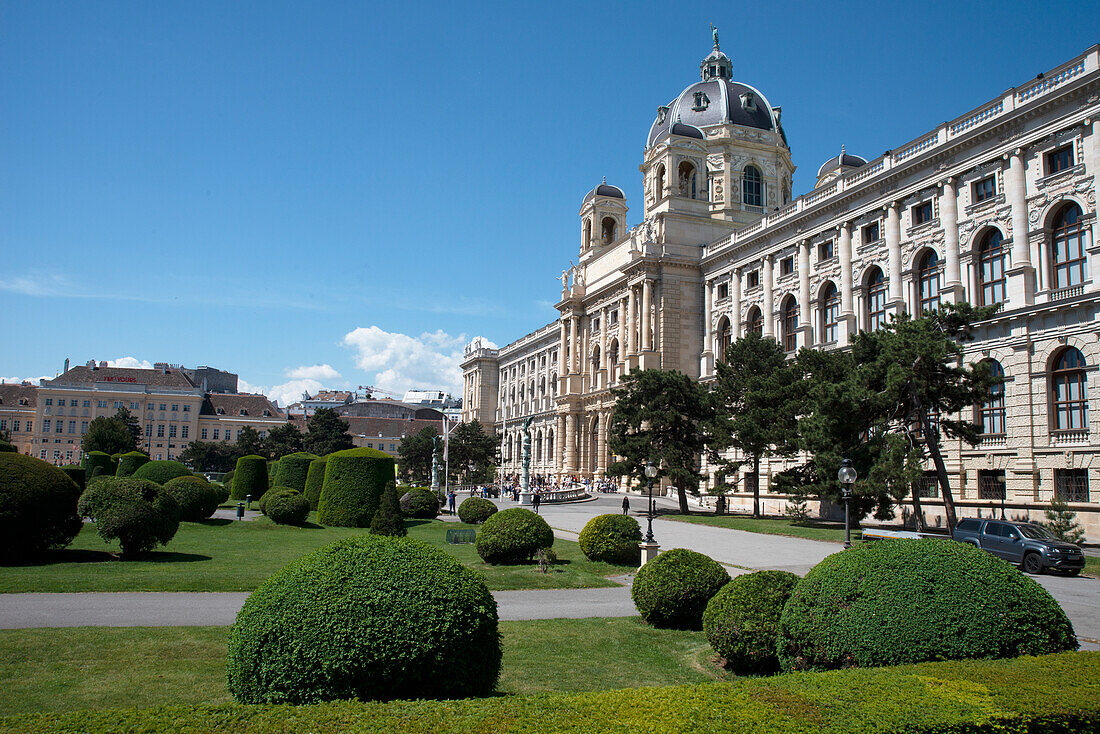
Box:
<box><xmin>643</xmin><ymin>460</ymin><xmax>659</xmax><ymax>544</ymax></box>
<box><xmin>838</xmin><ymin>459</ymin><xmax>857</xmax><ymax>549</ymax></box>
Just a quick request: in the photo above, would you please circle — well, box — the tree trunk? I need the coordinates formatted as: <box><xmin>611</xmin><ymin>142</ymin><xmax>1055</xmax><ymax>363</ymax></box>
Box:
<box><xmin>676</xmin><ymin>483</ymin><xmax>689</xmax><ymax>514</ymax></box>
<box><xmin>913</xmin><ymin>394</ymin><xmax>959</xmax><ymax>534</ymax></box>
<box><xmin>752</xmin><ymin>457</ymin><xmax>760</xmax><ymax>518</ymax></box>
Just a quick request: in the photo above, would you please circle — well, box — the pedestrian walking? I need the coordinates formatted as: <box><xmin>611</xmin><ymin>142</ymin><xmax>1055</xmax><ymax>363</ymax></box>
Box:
<box><xmin>447</xmin><ymin>490</ymin><xmax>456</xmax><ymax>515</ymax></box>
<box><xmin>532</xmin><ymin>491</ymin><xmax>541</xmax><ymax>514</ymax></box>
<box><xmin>622</xmin><ymin>495</ymin><xmax>630</xmax><ymax>515</ymax></box>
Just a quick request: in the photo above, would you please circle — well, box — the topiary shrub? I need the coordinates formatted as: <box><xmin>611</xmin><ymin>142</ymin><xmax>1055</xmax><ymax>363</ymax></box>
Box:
<box><xmin>779</xmin><ymin>540</ymin><xmax>1079</xmax><ymax>672</ymax></box>
<box><xmin>60</xmin><ymin>465</ymin><xmax>86</xmax><ymax>491</ymax></box>
<box><xmin>0</xmin><ymin>453</ymin><xmax>83</xmax><ymax>558</ymax></box>
<box><xmin>578</xmin><ymin>514</ymin><xmax>642</xmax><ymax>565</ymax></box>
<box><xmin>213</xmin><ymin>483</ymin><xmax>231</xmax><ymax>505</ymax></box>
<box><xmin>222</xmin><ymin>470</ymin><xmax>235</xmax><ymax>487</ymax></box>
<box><xmin>132</xmin><ymin>460</ymin><xmax>192</xmax><ymax>485</ymax></box>
<box><xmin>0</xmin><ymin>440</ymin><xmax>17</xmax><ymax>453</ymax></box>
<box><xmin>231</xmin><ymin>455</ymin><xmax>268</xmax><ymax>501</ymax></box>
<box><xmin>303</xmin><ymin>458</ymin><xmax>327</xmax><ymax>510</ymax></box>
<box><xmin>399</xmin><ymin>487</ymin><xmax>440</xmax><ymax>519</ymax></box>
<box><xmin>77</xmin><ymin>477</ymin><xmax>181</xmax><ymax>558</ymax></box>
<box><xmin>259</xmin><ymin>487</ymin><xmax>299</xmax><ymax>515</ymax></box>
<box><xmin>475</xmin><ymin>507</ymin><xmax>553</xmax><ymax>565</ymax></box>
<box><xmin>274</xmin><ymin>452</ymin><xmax>318</xmax><ymax>493</ymax></box>
<box><xmin>632</xmin><ymin>548</ymin><xmax>730</xmax><ymax>630</ymax></box>
<box><xmin>83</xmin><ymin>451</ymin><xmax>115</xmax><ymax>479</ymax></box>
<box><xmin>317</xmin><ymin>448</ymin><xmax>394</xmax><ymax>528</ymax></box>
<box><xmin>371</xmin><ymin>482</ymin><xmax>406</xmax><ymax>537</ymax></box>
<box><xmin>115</xmin><ymin>451</ymin><xmax>150</xmax><ymax>477</ymax></box>
<box><xmin>267</xmin><ymin>491</ymin><xmax>311</xmax><ymax>526</ymax></box>
<box><xmin>163</xmin><ymin>475</ymin><xmax>220</xmax><ymax>521</ymax></box>
<box><xmin>703</xmin><ymin>570</ymin><xmax>800</xmax><ymax>674</ymax></box>
<box><xmin>226</xmin><ymin>535</ymin><xmax>501</xmax><ymax>703</ymax></box>
<box><xmin>458</xmin><ymin>497</ymin><xmax>498</xmax><ymax>525</ymax></box>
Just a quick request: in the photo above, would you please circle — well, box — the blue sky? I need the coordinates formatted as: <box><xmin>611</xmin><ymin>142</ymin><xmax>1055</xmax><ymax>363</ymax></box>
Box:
<box><xmin>3</xmin><ymin>1</ymin><xmax>1098</xmax><ymax>405</ymax></box>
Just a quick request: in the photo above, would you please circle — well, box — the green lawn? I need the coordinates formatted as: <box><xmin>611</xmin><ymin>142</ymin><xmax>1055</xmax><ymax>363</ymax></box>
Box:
<box><xmin>1086</xmin><ymin>555</ymin><xmax>1100</xmax><ymax>578</ymax></box>
<box><xmin>0</xmin><ymin>518</ymin><xmax>632</xmax><ymax>593</ymax></box>
<box><xmin>0</xmin><ymin>619</ymin><xmax>726</xmax><ymax>716</ymax></box>
<box><xmin>666</xmin><ymin>513</ymin><xmax>849</xmax><ymax>542</ymax></box>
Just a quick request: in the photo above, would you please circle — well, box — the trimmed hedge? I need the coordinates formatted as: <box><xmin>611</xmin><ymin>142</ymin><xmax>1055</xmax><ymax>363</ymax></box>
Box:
<box><xmin>259</xmin><ymin>487</ymin><xmax>300</xmax><ymax>515</ymax></box>
<box><xmin>162</xmin><ymin>475</ymin><xmax>219</xmax><ymax>521</ymax></box>
<box><xmin>0</xmin><ymin>453</ymin><xmax>83</xmax><ymax>558</ymax></box>
<box><xmin>578</xmin><ymin>513</ymin><xmax>642</xmax><ymax>565</ymax></box>
<box><xmin>222</xmin><ymin>470</ymin><xmax>235</xmax><ymax>487</ymax></box>
<box><xmin>60</xmin><ymin>465</ymin><xmax>86</xmax><ymax>491</ymax></box>
<box><xmin>274</xmin><ymin>452</ymin><xmax>318</xmax><ymax>493</ymax></box>
<box><xmin>0</xmin><ymin>441</ymin><xmax>16</xmax><ymax>453</ymax></box>
<box><xmin>317</xmin><ymin>448</ymin><xmax>394</xmax><ymax>528</ymax></box>
<box><xmin>132</xmin><ymin>460</ymin><xmax>192</xmax><ymax>485</ymax></box>
<box><xmin>303</xmin><ymin>458</ymin><xmax>327</xmax><ymax>510</ymax></box>
<box><xmin>226</xmin><ymin>536</ymin><xmax>501</xmax><ymax>704</ymax></box>
<box><xmin>77</xmin><ymin>477</ymin><xmax>180</xmax><ymax>558</ymax></box>
<box><xmin>399</xmin><ymin>487</ymin><xmax>440</xmax><ymax>519</ymax></box>
<box><xmin>475</xmin><ymin>507</ymin><xmax>553</xmax><ymax>564</ymax></box>
<box><xmin>266</xmin><ymin>492</ymin><xmax>311</xmax><ymax>526</ymax></box>
<box><xmin>632</xmin><ymin>548</ymin><xmax>730</xmax><ymax>630</ymax></box>
<box><xmin>457</xmin><ymin>496</ymin><xmax>497</xmax><ymax>524</ymax></box>
<box><xmin>83</xmin><ymin>451</ymin><xmax>115</xmax><ymax>479</ymax></box>
<box><xmin>4</xmin><ymin>652</ymin><xmax>1098</xmax><ymax>734</ymax></box>
<box><xmin>703</xmin><ymin>570</ymin><xmax>800</xmax><ymax>674</ymax></box>
<box><xmin>115</xmin><ymin>451</ymin><xmax>150</xmax><ymax>477</ymax></box>
<box><xmin>231</xmin><ymin>455</ymin><xmax>268</xmax><ymax>501</ymax></box>
<box><xmin>778</xmin><ymin>539</ymin><xmax>1078</xmax><ymax>672</ymax></box>
<box><xmin>213</xmin><ymin>483</ymin><xmax>231</xmax><ymax>505</ymax></box>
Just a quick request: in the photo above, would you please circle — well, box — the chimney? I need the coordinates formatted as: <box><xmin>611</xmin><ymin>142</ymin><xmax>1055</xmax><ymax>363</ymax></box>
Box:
<box><xmin>99</xmin><ymin>361</ymin><xmax>107</xmax><ymax>368</ymax></box>
<box><xmin>63</xmin><ymin>358</ymin><xmax>69</xmax><ymax>373</ymax></box>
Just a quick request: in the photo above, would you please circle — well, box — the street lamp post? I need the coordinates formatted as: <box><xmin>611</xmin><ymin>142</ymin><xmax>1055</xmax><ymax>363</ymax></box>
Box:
<box><xmin>998</xmin><ymin>473</ymin><xmax>1007</xmax><ymax>520</ymax></box>
<box><xmin>838</xmin><ymin>459</ymin><xmax>857</xmax><ymax>550</ymax></box>
<box><xmin>643</xmin><ymin>460</ymin><xmax>658</xmax><ymax>544</ymax></box>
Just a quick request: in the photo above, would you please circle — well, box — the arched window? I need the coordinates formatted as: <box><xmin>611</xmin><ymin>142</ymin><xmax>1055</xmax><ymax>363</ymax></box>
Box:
<box><xmin>583</xmin><ymin>218</ymin><xmax>592</xmax><ymax>249</ymax></box>
<box><xmin>866</xmin><ymin>267</ymin><xmax>888</xmax><ymax>331</ymax></box>
<box><xmin>918</xmin><ymin>250</ymin><xmax>942</xmax><ymax>313</ymax></box>
<box><xmin>781</xmin><ymin>297</ymin><xmax>798</xmax><ymax>353</ymax></box>
<box><xmin>678</xmin><ymin>161</ymin><xmax>696</xmax><ymax>198</ymax></box>
<box><xmin>547</xmin><ymin>430</ymin><xmax>555</xmax><ymax>462</ymax></box>
<box><xmin>601</xmin><ymin>217</ymin><xmax>616</xmax><ymax>245</ymax></box>
<box><xmin>1052</xmin><ymin>347</ymin><xmax>1088</xmax><ymax>431</ymax></box>
<box><xmin>716</xmin><ymin>317</ymin><xmax>731</xmax><ymax>363</ymax></box>
<box><xmin>820</xmin><ymin>282</ymin><xmax>839</xmax><ymax>344</ymax></box>
<box><xmin>591</xmin><ymin>345</ymin><xmax>601</xmax><ymax>371</ymax></box>
<box><xmin>655</xmin><ymin>164</ymin><xmax>665</xmax><ymax>199</ymax></box>
<box><xmin>535</xmin><ymin>432</ymin><xmax>543</xmax><ymax>462</ymax></box>
<box><xmin>1051</xmin><ymin>203</ymin><xmax>1086</xmax><ymax>291</ymax></box>
<box><xmin>550</xmin><ymin>373</ymin><xmax>557</xmax><ymax>397</ymax></box>
<box><xmin>978</xmin><ymin>359</ymin><xmax>1006</xmax><ymax>435</ymax></box>
<box><xmin>742</xmin><ymin>165</ymin><xmax>763</xmax><ymax>207</ymax></box>
<box><xmin>747</xmin><ymin>306</ymin><xmax>763</xmax><ymax>336</ymax></box>
<box><xmin>977</xmin><ymin>229</ymin><xmax>1006</xmax><ymax>306</ymax></box>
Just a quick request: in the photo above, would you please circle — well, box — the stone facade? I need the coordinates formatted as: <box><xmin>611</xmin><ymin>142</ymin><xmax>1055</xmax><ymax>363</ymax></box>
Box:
<box><xmin>463</xmin><ymin>39</ymin><xmax>1100</xmax><ymax>538</ymax></box>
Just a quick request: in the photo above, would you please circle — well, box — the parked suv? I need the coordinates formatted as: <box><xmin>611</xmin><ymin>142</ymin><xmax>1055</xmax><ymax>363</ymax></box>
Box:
<box><xmin>953</xmin><ymin>518</ymin><xmax>1084</xmax><ymax>575</ymax></box>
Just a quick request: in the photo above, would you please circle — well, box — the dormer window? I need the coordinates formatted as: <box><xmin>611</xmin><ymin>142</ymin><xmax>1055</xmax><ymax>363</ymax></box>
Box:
<box><xmin>656</xmin><ymin>106</ymin><xmax>668</xmax><ymax>124</ymax></box>
<box><xmin>216</xmin><ymin>407</ymin><xmax>225</xmax><ymax>415</ymax></box>
<box><xmin>692</xmin><ymin>91</ymin><xmax>710</xmax><ymax>111</ymax></box>
<box><xmin>238</xmin><ymin>409</ymin><xmax>247</xmax><ymax>416</ymax></box>
<box><xmin>740</xmin><ymin>92</ymin><xmax>756</xmax><ymax>111</ymax></box>
<box><xmin>262</xmin><ymin>409</ymin><xmax>271</xmax><ymax>417</ymax></box>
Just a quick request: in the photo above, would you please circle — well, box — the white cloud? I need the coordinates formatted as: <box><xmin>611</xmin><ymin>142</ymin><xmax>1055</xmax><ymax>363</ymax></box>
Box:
<box><xmin>0</xmin><ymin>273</ymin><xmax>68</xmax><ymax>296</ymax></box>
<box><xmin>238</xmin><ymin>376</ymin><xmax>328</xmax><ymax>408</ymax></box>
<box><xmin>286</xmin><ymin>364</ymin><xmax>342</xmax><ymax>381</ymax></box>
<box><xmin>106</xmin><ymin>357</ymin><xmax>155</xmax><ymax>369</ymax></box>
<box><xmin>1</xmin><ymin>375</ymin><xmax>49</xmax><ymax>385</ymax></box>
<box><xmin>342</xmin><ymin>326</ymin><xmax>494</xmax><ymax>395</ymax></box>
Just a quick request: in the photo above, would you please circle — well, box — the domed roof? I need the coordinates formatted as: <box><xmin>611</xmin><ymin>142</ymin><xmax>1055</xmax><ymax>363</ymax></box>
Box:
<box><xmin>582</xmin><ymin>178</ymin><xmax>625</xmax><ymax>204</ymax></box>
<box><xmin>816</xmin><ymin>147</ymin><xmax>868</xmax><ymax>177</ymax></box>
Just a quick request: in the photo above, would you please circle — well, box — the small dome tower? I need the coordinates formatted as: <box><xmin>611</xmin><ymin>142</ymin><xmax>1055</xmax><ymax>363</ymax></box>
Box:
<box><xmin>579</xmin><ymin>177</ymin><xmax>627</xmax><ymax>253</ymax></box>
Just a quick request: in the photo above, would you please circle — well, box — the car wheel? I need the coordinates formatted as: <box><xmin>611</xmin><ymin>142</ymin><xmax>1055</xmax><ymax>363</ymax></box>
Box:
<box><xmin>1022</xmin><ymin>553</ymin><xmax>1043</xmax><ymax>575</ymax></box>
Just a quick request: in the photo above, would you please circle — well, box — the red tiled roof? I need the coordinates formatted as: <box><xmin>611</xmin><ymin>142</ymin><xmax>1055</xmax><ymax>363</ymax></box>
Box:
<box><xmin>0</xmin><ymin>383</ymin><xmax>37</xmax><ymax>408</ymax></box>
<box><xmin>46</xmin><ymin>365</ymin><xmax>196</xmax><ymax>389</ymax></box>
<box><xmin>200</xmin><ymin>393</ymin><xmax>285</xmax><ymax>419</ymax></box>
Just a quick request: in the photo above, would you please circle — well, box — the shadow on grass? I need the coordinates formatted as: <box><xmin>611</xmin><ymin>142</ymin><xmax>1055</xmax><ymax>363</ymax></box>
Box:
<box><xmin>196</xmin><ymin>518</ymin><xmax>234</xmax><ymax>527</ymax></box>
<box><xmin>403</xmin><ymin>519</ymin><xmax>434</xmax><ymax>528</ymax></box>
<box><xmin>2</xmin><ymin>548</ymin><xmax>213</xmax><ymax>567</ymax></box>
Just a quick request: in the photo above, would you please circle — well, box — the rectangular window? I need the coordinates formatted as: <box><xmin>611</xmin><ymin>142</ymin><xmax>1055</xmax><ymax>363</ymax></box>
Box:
<box><xmin>157</xmin><ymin>425</ymin><xmax>165</xmax><ymax>438</ymax></box>
<box><xmin>82</xmin><ymin>400</ymin><xmax>90</xmax><ymax>408</ymax></box>
<box><xmin>81</xmin><ymin>421</ymin><xmax>88</xmax><ymax>434</ymax></box>
<box><xmin>912</xmin><ymin>471</ymin><xmax>940</xmax><ymax>498</ymax></box>
<box><xmin>183</xmin><ymin>404</ymin><xmax>190</xmax><ymax>412</ymax></box>
<box><xmin>169</xmin><ymin>425</ymin><xmax>177</xmax><ymax>438</ymax></box>
<box><xmin>201</xmin><ymin>428</ymin><xmax>208</xmax><ymax>440</ymax></box>
<box><xmin>0</xmin><ymin>420</ymin><xmax>5</xmax><ymax>431</ymax></box>
<box><xmin>609</xmin><ymin>310</ymin><xmax>618</xmax><ymax>326</ymax></box>
<box><xmin>12</xmin><ymin>420</ymin><xmax>19</xmax><ymax>432</ymax></box>
<box><xmin>780</xmin><ymin>256</ymin><xmax>794</xmax><ymax>276</ymax></box>
<box><xmin>1054</xmin><ymin>469</ymin><xmax>1089</xmax><ymax>503</ymax></box>
<box><xmin>367</xmin><ymin>442</ymin><xmax>374</xmax><ymax>449</ymax></box>
<box><xmin>977</xmin><ymin>470</ymin><xmax>1006</xmax><ymax>500</ymax></box>
<box><xmin>159</xmin><ymin>404</ymin><xmax>167</xmax><ymax>411</ymax></box>
<box><xmin>113</xmin><ymin>401</ymin><xmax>122</xmax><ymax>410</ymax></box>
<box><xmin>1045</xmin><ymin>145</ymin><xmax>1074</xmax><ymax>175</ymax></box>
<box><xmin>818</xmin><ymin>240</ymin><xmax>834</xmax><ymax>261</ymax></box>
<box><xmin>747</xmin><ymin>270</ymin><xmax>760</xmax><ymax>288</ymax></box>
<box><xmin>130</xmin><ymin>402</ymin><xmax>139</xmax><ymax>410</ymax></box>
<box><xmin>68</xmin><ymin>421</ymin><xmax>76</xmax><ymax>434</ymax></box>
<box><xmin>145</xmin><ymin>423</ymin><xmax>152</xmax><ymax>437</ymax></box>
<box><xmin>716</xmin><ymin>282</ymin><xmax>729</xmax><ymax>300</ymax></box>
<box><xmin>863</xmin><ymin>222</ymin><xmax>880</xmax><ymax>245</ymax></box>
<box><xmin>171</xmin><ymin>404</ymin><xmax>178</xmax><ymax>412</ymax></box>
<box><xmin>972</xmin><ymin>176</ymin><xmax>996</xmax><ymax>202</ymax></box>
<box><xmin>213</xmin><ymin>429</ymin><xmax>220</xmax><ymax>440</ymax></box>
<box><xmin>182</xmin><ymin>426</ymin><xmax>189</xmax><ymax>439</ymax></box>
<box><xmin>40</xmin><ymin>450</ymin><xmax>46</xmax><ymax>459</ymax></box>
<box><xmin>25</xmin><ymin>421</ymin><xmax>31</xmax><ymax>432</ymax></box>
<box><xmin>236</xmin><ymin>430</ymin><xmax>242</xmax><ymax>440</ymax></box>
<box><xmin>45</xmin><ymin>399</ymin><xmax>53</xmax><ymax>406</ymax></box>
<box><xmin>97</xmin><ymin>400</ymin><xmax>107</xmax><ymax>408</ymax></box>
<box><xmin>912</xmin><ymin>201</ymin><xmax>933</xmax><ymax>226</ymax></box>
<box><xmin>55</xmin><ymin>421</ymin><xmax>63</xmax><ymax>434</ymax></box>
<box><xmin>43</xmin><ymin>419</ymin><xmax>51</xmax><ymax>433</ymax></box>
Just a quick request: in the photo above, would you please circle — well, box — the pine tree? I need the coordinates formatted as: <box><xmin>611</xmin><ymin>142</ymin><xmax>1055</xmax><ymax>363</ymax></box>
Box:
<box><xmin>1044</xmin><ymin>498</ymin><xmax>1084</xmax><ymax>544</ymax></box>
<box><xmin>370</xmin><ymin>481</ymin><xmax>406</xmax><ymax>537</ymax></box>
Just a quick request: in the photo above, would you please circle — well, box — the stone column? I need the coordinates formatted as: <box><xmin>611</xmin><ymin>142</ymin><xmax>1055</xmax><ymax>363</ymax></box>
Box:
<box><xmin>762</xmin><ymin>254</ymin><xmax>775</xmax><ymax>338</ymax></box>
<box><xmin>627</xmin><ymin>288</ymin><xmax>637</xmax><ymax>355</ymax></box>
<box><xmin>798</xmin><ymin>240</ymin><xmax>811</xmax><ymax>347</ymax></box>
<box><xmin>580</xmin><ymin>320</ymin><xmax>589</xmax><ymax>389</ymax></box>
<box><xmin>1006</xmin><ymin>148</ymin><xmax>1035</xmax><ymax>305</ymax></box>
<box><xmin>731</xmin><ymin>268</ymin><xmax>742</xmax><ymax>338</ymax></box>
<box><xmin>564</xmin><ymin>413</ymin><xmax>576</xmax><ymax>473</ymax></box>
<box><xmin>599</xmin><ymin>306</ymin><xmax>608</xmax><ymax>389</ymax></box>
<box><xmin>641</xmin><ymin>279</ymin><xmax>653</xmax><ymax>351</ymax></box>
<box><xmin>886</xmin><ymin>202</ymin><xmax>903</xmax><ymax>313</ymax></box>
<box><xmin>556</xmin><ymin>414</ymin><xmax>566</xmax><ymax>473</ymax></box>
<box><xmin>596</xmin><ymin>411</ymin><xmax>607</xmax><ymax>474</ymax></box>
<box><xmin>618</xmin><ymin>296</ymin><xmax>626</xmax><ymax>373</ymax></box>
<box><xmin>702</xmin><ymin>279</ymin><xmax>714</xmax><ymax>375</ymax></box>
<box><xmin>571</xmin><ymin>315</ymin><xmax>580</xmax><ymax>373</ymax></box>
<box><xmin>558</xmin><ymin>320</ymin><xmax>568</xmax><ymax>377</ymax></box>
<box><xmin>839</xmin><ymin>222</ymin><xmax>854</xmax><ymax>315</ymax></box>
<box><xmin>941</xmin><ymin>178</ymin><xmax>961</xmax><ymax>302</ymax></box>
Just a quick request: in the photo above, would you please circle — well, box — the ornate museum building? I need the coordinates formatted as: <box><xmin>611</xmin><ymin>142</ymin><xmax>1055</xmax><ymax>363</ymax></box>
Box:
<box><xmin>462</xmin><ymin>37</ymin><xmax>1100</xmax><ymax>533</ymax></box>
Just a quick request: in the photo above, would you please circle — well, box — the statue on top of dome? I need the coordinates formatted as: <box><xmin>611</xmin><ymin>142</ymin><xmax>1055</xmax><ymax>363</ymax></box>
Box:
<box><xmin>711</xmin><ymin>24</ymin><xmax>720</xmax><ymax>51</ymax></box>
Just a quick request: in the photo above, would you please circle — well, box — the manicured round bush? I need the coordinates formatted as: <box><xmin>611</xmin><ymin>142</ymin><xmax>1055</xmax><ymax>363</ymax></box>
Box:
<box><xmin>226</xmin><ymin>536</ymin><xmax>501</xmax><ymax>703</ymax></box>
<box><xmin>222</xmin><ymin>470</ymin><xmax>235</xmax><ymax>487</ymax></box>
<box><xmin>259</xmin><ymin>487</ymin><xmax>300</xmax><ymax>515</ymax></box>
<box><xmin>579</xmin><ymin>514</ymin><xmax>642</xmax><ymax>565</ymax></box>
<box><xmin>77</xmin><ymin>477</ymin><xmax>181</xmax><ymax>558</ymax></box>
<box><xmin>115</xmin><ymin>451</ymin><xmax>150</xmax><ymax>477</ymax></box>
<box><xmin>213</xmin><ymin>483</ymin><xmax>231</xmax><ymax>505</ymax></box>
<box><xmin>703</xmin><ymin>570</ymin><xmax>800</xmax><ymax>674</ymax></box>
<box><xmin>83</xmin><ymin>451</ymin><xmax>115</xmax><ymax>479</ymax></box>
<box><xmin>0</xmin><ymin>453</ymin><xmax>83</xmax><ymax>558</ymax></box>
<box><xmin>132</xmin><ymin>460</ymin><xmax>192</xmax><ymax>485</ymax></box>
<box><xmin>632</xmin><ymin>549</ymin><xmax>730</xmax><ymax>630</ymax></box>
<box><xmin>317</xmin><ymin>448</ymin><xmax>394</xmax><ymax>528</ymax></box>
<box><xmin>475</xmin><ymin>507</ymin><xmax>553</xmax><ymax>565</ymax></box>
<box><xmin>267</xmin><ymin>491</ymin><xmax>311</xmax><ymax>526</ymax></box>
<box><xmin>777</xmin><ymin>539</ymin><xmax>1078</xmax><ymax>672</ymax></box>
<box><xmin>60</xmin><ymin>465</ymin><xmax>86</xmax><ymax>491</ymax></box>
<box><xmin>303</xmin><ymin>458</ymin><xmax>327</xmax><ymax>510</ymax></box>
<box><xmin>274</xmin><ymin>452</ymin><xmax>318</xmax><ymax>493</ymax></box>
<box><xmin>458</xmin><ymin>497</ymin><xmax>498</xmax><ymax>525</ymax></box>
<box><xmin>231</xmin><ymin>455</ymin><xmax>268</xmax><ymax>501</ymax></box>
<box><xmin>0</xmin><ymin>441</ymin><xmax>16</xmax><ymax>453</ymax></box>
<box><xmin>399</xmin><ymin>487</ymin><xmax>440</xmax><ymax>519</ymax></box>
<box><xmin>163</xmin><ymin>475</ymin><xmax>219</xmax><ymax>521</ymax></box>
